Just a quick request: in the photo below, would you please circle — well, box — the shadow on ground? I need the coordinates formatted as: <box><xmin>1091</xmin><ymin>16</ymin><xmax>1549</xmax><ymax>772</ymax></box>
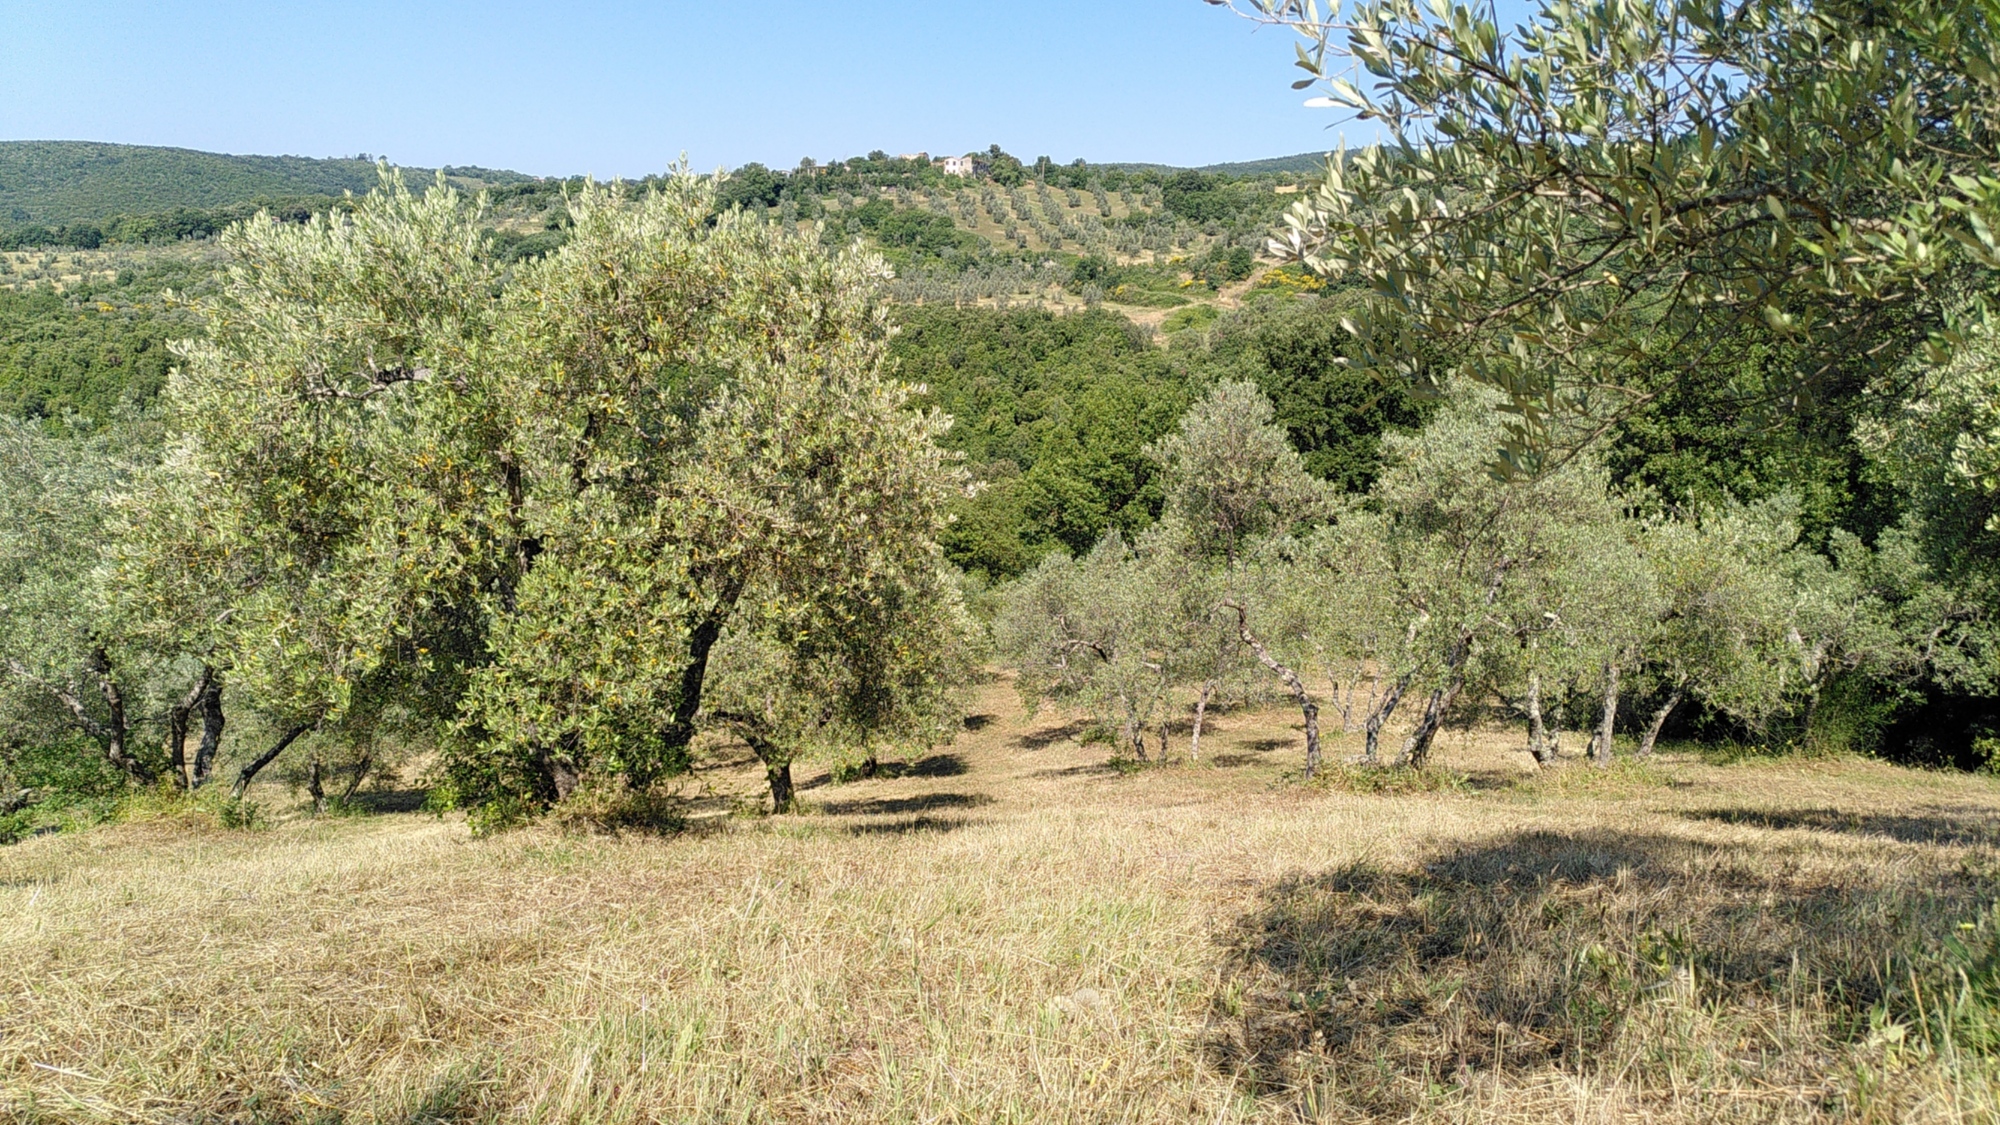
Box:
<box><xmin>869</xmin><ymin>754</ymin><xmax>969</xmax><ymax>780</ymax></box>
<box><xmin>844</xmin><ymin>815</ymin><xmax>984</xmax><ymax>836</ymax></box>
<box><xmin>347</xmin><ymin>788</ymin><xmax>430</xmax><ymax>814</ymax></box>
<box><xmin>819</xmin><ymin>791</ymin><xmax>995</xmax><ymax>816</ymax></box>
<box><xmin>1206</xmin><ymin>828</ymin><xmax>2000</xmax><ymax>1117</ymax></box>
<box><xmin>1016</xmin><ymin>720</ymin><xmax>1094</xmax><ymax>751</ymax></box>
<box><xmin>1682</xmin><ymin>806</ymin><xmax>2000</xmax><ymax>846</ymax></box>
<box><xmin>1029</xmin><ymin>761</ymin><xmax>1125</xmax><ymax>780</ymax></box>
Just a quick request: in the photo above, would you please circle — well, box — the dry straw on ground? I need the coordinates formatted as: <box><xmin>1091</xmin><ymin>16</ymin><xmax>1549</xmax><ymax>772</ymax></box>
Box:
<box><xmin>4</xmin><ymin>675</ymin><xmax>2000</xmax><ymax>1122</ymax></box>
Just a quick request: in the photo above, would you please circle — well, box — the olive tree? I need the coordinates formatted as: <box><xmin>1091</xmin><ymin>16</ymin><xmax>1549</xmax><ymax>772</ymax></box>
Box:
<box><xmin>1629</xmin><ymin>499</ymin><xmax>1800</xmax><ymax>755</ymax></box>
<box><xmin>1150</xmin><ymin>379</ymin><xmax>1330</xmax><ymax>772</ymax></box>
<box><xmin>0</xmin><ymin>418</ymin><xmax>179</xmax><ymax>788</ymax></box>
<box><xmin>996</xmin><ymin>533</ymin><xmax>1170</xmax><ymax>760</ymax></box>
<box><xmin>704</xmin><ymin>563</ymin><xmax>977</xmax><ymax>811</ymax></box>
<box><xmin>167</xmin><ymin>169</ymin><xmax>967</xmax><ymax>818</ymax></box>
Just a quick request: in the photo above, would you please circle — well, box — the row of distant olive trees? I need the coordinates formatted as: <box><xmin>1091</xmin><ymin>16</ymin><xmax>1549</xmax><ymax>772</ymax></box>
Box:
<box><xmin>997</xmin><ymin>380</ymin><xmax>1936</xmax><ymax>776</ymax></box>
<box><xmin>0</xmin><ymin>171</ymin><xmax>974</xmax><ymax>825</ymax></box>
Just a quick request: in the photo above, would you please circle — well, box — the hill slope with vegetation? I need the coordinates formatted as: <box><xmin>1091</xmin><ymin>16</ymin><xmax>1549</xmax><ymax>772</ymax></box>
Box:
<box><xmin>0</xmin><ymin>140</ymin><xmax>530</xmax><ymax>225</ymax></box>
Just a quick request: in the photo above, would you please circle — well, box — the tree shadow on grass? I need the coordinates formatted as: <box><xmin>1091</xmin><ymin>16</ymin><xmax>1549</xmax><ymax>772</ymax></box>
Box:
<box><xmin>1682</xmin><ymin>806</ymin><xmax>2000</xmax><ymax>846</ymax></box>
<box><xmin>819</xmin><ymin>791</ymin><xmax>995</xmax><ymax>816</ymax></box>
<box><xmin>844</xmin><ymin>814</ymin><xmax>984</xmax><ymax>836</ymax></box>
<box><xmin>870</xmin><ymin>753</ymin><xmax>968</xmax><ymax>780</ymax></box>
<box><xmin>1016</xmin><ymin>719</ymin><xmax>1094</xmax><ymax>751</ymax></box>
<box><xmin>1206</xmin><ymin>828</ymin><xmax>2000</xmax><ymax>1118</ymax></box>
<box><xmin>1028</xmin><ymin>760</ymin><xmax>1125</xmax><ymax>780</ymax></box>
<box><xmin>346</xmin><ymin>788</ymin><xmax>431</xmax><ymax>814</ymax></box>
<box><xmin>1210</xmin><ymin>738</ymin><xmax>1293</xmax><ymax>768</ymax></box>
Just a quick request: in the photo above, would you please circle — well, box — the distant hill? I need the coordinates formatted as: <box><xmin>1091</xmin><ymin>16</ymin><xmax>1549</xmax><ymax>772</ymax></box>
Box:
<box><xmin>0</xmin><ymin>141</ymin><xmax>534</xmax><ymax>226</ymax></box>
<box><xmin>1086</xmin><ymin>152</ymin><xmax>1338</xmax><ymax>177</ymax></box>
<box><xmin>1196</xmin><ymin>152</ymin><xmax>1335</xmax><ymax>176</ymax></box>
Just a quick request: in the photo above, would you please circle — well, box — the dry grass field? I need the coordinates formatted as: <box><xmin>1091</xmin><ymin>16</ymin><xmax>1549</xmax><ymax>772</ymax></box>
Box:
<box><xmin>6</xmin><ymin>674</ymin><xmax>2000</xmax><ymax>1123</ymax></box>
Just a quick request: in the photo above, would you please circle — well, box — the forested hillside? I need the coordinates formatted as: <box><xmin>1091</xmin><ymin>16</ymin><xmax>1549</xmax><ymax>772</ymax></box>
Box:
<box><xmin>0</xmin><ymin>141</ymin><xmax>530</xmax><ymax>225</ymax></box>
<box><xmin>0</xmin><ymin>146</ymin><xmax>1314</xmax><ymax>429</ymax></box>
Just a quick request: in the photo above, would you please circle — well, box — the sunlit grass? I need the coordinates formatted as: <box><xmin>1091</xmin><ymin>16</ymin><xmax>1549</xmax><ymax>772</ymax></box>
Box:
<box><xmin>5</xmin><ymin>681</ymin><xmax>2000</xmax><ymax>1122</ymax></box>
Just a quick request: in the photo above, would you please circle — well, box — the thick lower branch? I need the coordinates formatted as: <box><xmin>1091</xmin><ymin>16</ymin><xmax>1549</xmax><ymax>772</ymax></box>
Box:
<box><xmin>234</xmin><ymin>725</ymin><xmax>311</xmax><ymax>798</ymax></box>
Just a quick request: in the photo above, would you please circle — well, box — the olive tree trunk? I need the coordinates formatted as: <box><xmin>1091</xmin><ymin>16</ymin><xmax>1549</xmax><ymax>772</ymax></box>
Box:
<box><xmin>1592</xmin><ymin>661</ymin><xmax>1621</xmax><ymax>768</ymax></box>
<box><xmin>1526</xmin><ymin>670</ymin><xmax>1554</xmax><ymax>766</ymax></box>
<box><xmin>1404</xmin><ymin>567</ymin><xmax>1509</xmax><ymax>770</ymax></box>
<box><xmin>340</xmin><ymin>754</ymin><xmax>373</xmax><ymax>804</ymax></box>
<box><xmin>190</xmin><ymin>673</ymin><xmax>226</xmax><ymax>789</ymax></box>
<box><xmin>711</xmin><ymin>710</ymin><xmax>797</xmax><ymax>812</ymax></box>
<box><xmin>1363</xmin><ymin>675</ymin><xmax>1407</xmax><ymax>764</ymax></box>
<box><xmin>165</xmin><ymin>676</ymin><xmax>201</xmax><ymax>790</ymax></box>
<box><xmin>307</xmin><ymin>758</ymin><xmax>327</xmax><ymax>815</ymax></box>
<box><xmin>1404</xmin><ymin>634</ymin><xmax>1475</xmax><ymax>770</ymax></box>
<box><xmin>1188</xmin><ymin>681</ymin><xmax>1215</xmax><ymax>761</ymax></box>
<box><xmin>1637</xmin><ymin>679</ymin><xmax>1686</xmax><ymax>758</ymax></box>
<box><xmin>10</xmin><ymin>650</ymin><xmax>148</xmax><ymax>784</ymax></box>
<box><xmin>1226</xmin><ymin>602</ymin><xmax>1320</xmax><ymax>778</ymax></box>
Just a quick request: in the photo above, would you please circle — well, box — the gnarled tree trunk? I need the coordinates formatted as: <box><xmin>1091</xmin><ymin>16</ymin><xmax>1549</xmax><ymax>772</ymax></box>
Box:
<box><xmin>1117</xmin><ymin>694</ymin><xmax>1148</xmax><ymax>762</ymax></box>
<box><xmin>1592</xmin><ymin>661</ymin><xmax>1621</xmax><ymax>768</ymax></box>
<box><xmin>1363</xmin><ymin>675</ymin><xmax>1407</xmax><ymax>764</ymax></box>
<box><xmin>9</xmin><ymin>650</ymin><xmax>148</xmax><ymax>784</ymax></box>
<box><xmin>1405</xmin><ymin>566</ymin><xmax>1511</xmax><ymax>770</ymax></box>
<box><xmin>711</xmin><ymin>710</ymin><xmax>796</xmax><ymax>812</ymax></box>
<box><xmin>765</xmin><ymin>759</ymin><xmax>795</xmax><ymax>812</ymax></box>
<box><xmin>1227</xmin><ymin>602</ymin><xmax>1319</xmax><ymax>778</ymax></box>
<box><xmin>1637</xmin><ymin>679</ymin><xmax>1686</xmax><ymax>758</ymax></box>
<box><xmin>1526</xmin><ymin>670</ymin><xmax>1554</xmax><ymax>766</ymax></box>
<box><xmin>165</xmin><ymin>676</ymin><xmax>201</xmax><ymax>790</ymax></box>
<box><xmin>165</xmin><ymin>667</ymin><xmax>221</xmax><ymax>790</ymax></box>
<box><xmin>190</xmin><ymin>672</ymin><xmax>226</xmax><ymax>789</ymax></box>
<box><xmin>340</xmin><ymin>754</ymin><xmax>373</xmax><ymax>804</ymax></box>
<box><xmin>1404</xmin><ymin>636</ymin><xmax>1475</xmax><ymax>770</ymax></box>
<box><xmin>1189</xmin><ymin>680</ymin><xmax>1214</xmax><ymax>761</ymax></box>
<box><xmin>654</xmin><ymin>582</ymin><xmax>746</xmax><ymax>782</ymax></box>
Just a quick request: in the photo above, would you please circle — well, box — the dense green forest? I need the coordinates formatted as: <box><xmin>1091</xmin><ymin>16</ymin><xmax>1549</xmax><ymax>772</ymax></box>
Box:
<box><xmin>0</xmin><ymin>141</ymin><xmax>529</xmax><ymax>226</ymax></box>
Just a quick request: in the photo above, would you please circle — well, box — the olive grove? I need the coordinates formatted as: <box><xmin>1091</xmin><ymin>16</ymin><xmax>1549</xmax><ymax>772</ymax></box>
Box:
<box><xmin>3</xmin><ymin>170</ymin><xmax>975</xmax><ymax>825</ymax></box>
<box><xmin>1000</xmin><ymin>379</ymin><xmax>1951</xmax><ymax>773</ymax></box>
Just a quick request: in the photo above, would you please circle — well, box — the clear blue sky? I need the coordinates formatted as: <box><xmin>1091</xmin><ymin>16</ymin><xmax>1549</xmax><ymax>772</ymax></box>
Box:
<box><xmin>0</xmin><ymin>1</ymin><xmax>1380</xmax><ymax>177</ymax></box>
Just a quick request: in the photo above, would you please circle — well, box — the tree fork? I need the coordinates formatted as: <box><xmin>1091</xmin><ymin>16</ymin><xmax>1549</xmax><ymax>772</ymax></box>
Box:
<box><xmin>164</xmin><ymin>673</ymin><xmax>205</xmax><ymax>790</ymax></box>
<box><xmin>89</xmin><ymin>648</ymin><xmax>146</xmax><ymax>783</ymax></box>
<box><xmin>1404</xmin><ymin>634</ymin><xmax>1473</xmax><ymax>769</ymax></box>
<box><xmin>1363</xmin><ymin>675</ymin><xmax>1406</xmax><ymax>765</ymax></box>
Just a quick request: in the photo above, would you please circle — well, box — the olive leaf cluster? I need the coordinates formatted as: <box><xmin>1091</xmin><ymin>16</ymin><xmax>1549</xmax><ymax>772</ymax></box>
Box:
<box><xmin>1222</xmin><ymin>0</ymin><xmax>2000</xmax><ymax>468</ymax></box>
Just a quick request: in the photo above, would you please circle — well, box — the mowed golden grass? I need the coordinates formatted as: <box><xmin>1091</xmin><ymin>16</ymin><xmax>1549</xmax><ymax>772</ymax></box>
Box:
<box><xmin>6</xmin><ymin>675</ymin><xmax>2000</xmax><ymax>1123</ymax></box>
